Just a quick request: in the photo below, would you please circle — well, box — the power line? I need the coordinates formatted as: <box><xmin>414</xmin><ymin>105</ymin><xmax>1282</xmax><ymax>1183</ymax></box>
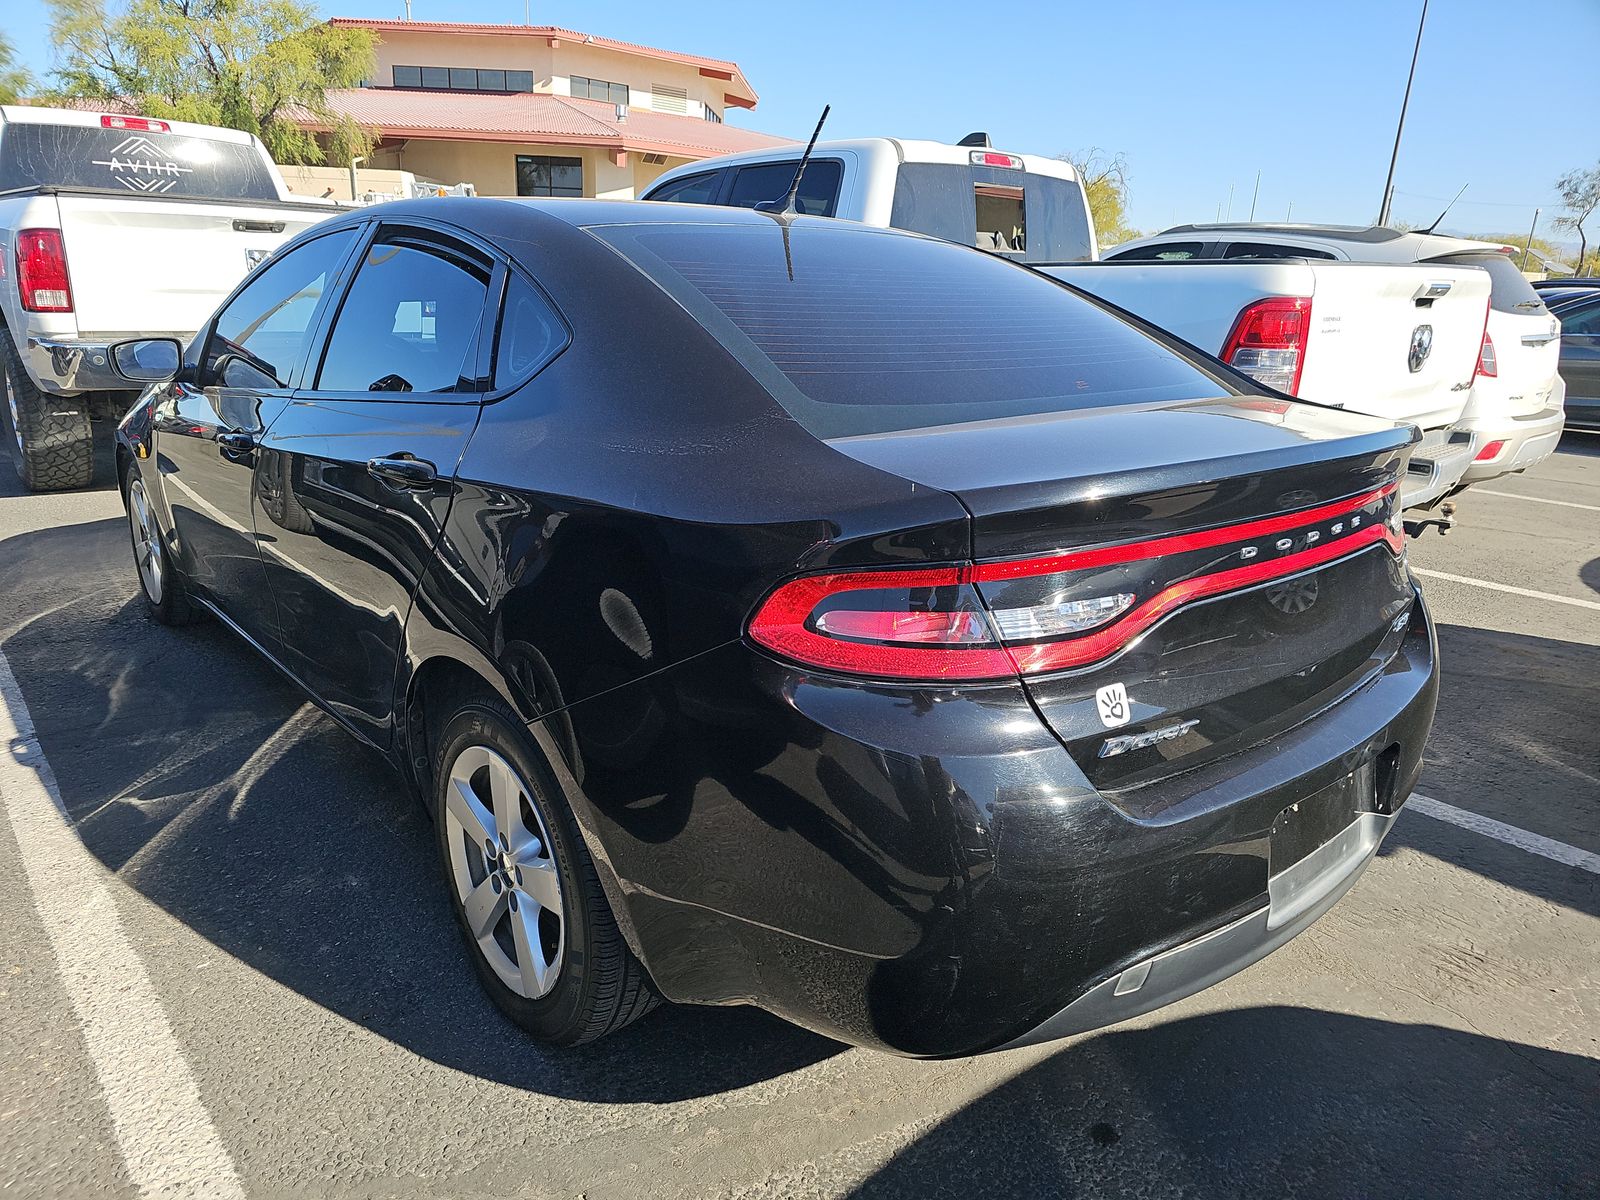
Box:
<box><xmin>1392</xmin><ymin>188</ymin><xmax>1565</xmax><ymax>209</ymax></box>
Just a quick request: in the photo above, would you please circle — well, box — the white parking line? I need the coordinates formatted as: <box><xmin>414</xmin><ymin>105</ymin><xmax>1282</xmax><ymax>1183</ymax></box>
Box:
<box><xmin>1408</xmin><ymin>793</ymin><xmax>1600</xmax><ymax>876</ymax></box>
<box><xmin>1474</xmin><ymin>489</ymin><xmax>1600</xmax><ymax>513</ymax></box>
<box><xmin>1411</xmin><ymin>567</ymin><xmax>1600</xmax><ymax>612</ymax></box>
<box><xmin>0</xmin><ymin>651</ymin><xmax>245</xmax><ymax>1200</ymax></box>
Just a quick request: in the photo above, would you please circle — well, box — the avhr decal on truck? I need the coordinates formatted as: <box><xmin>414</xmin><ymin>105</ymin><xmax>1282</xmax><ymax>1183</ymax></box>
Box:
<box><xmin>90</xmin><ymin>136</ymin><xmax>195</xmax><ymax>194</ymax></box>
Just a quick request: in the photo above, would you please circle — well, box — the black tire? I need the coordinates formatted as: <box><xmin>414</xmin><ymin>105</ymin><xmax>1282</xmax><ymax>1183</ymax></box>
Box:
<box><xmin>0</xmin><ymin>324</ymin><xmax>94</xmax><ymax>491</ymax></box>
<box><xmin>433</xmin><ymin>696</ymin><xmax>658</xmax><ymax>1046</ymax></box>
<box><xmin>123</xmin><ymin>466</ymin><xmax>202</xmax><ymax>626</ymax></box>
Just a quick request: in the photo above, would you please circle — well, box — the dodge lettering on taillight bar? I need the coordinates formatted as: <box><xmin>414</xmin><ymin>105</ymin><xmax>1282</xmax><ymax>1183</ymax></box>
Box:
<box><xmin>748</xmin><ymin>484</ymin><xmax>1402</xmax><ymax>682</ymax></box>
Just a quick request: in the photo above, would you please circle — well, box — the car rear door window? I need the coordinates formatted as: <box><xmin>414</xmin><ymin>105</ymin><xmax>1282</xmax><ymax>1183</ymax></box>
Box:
<box><xmin>1428</xmin><ymin>251</ymin><xmax>1548</xmax><ymax>315</ymax></box>
<box><xmin>209</xmin><ymin>229</ymin><xmax>358</xmax><ymax>388</ymax></box>
<box><xmin>1559</xmin><ymin>299</ymin><xmax>1600</xmax><ymax>336</ymax></box>
<box><xmin>593</xmin><ymin>220</ymin><xmax>1224</xmax><ymax>439</ymax></box>
<box><xmin>1221</xmin><ymin>241</ymin><xmax>1336</xmax><ymax>260</ymax></box>
<box><xmin>723</xmin><ymin>160</ymin><xmax>843</xmax><ymax>217</ymax></box>
<box><xmin>1104</xmin><ymin>241</ymin><xmax>1205</xmax><ymax>261</ymax></box>
<box><xmin>493</xmin><ymin>273</ymin><xmax>569</xmax><ymax>385</ymax></box>
<box><xmin>316</xmin><ymin>231</ymin><xmax>491</xmax><ymax>394</ymax></box>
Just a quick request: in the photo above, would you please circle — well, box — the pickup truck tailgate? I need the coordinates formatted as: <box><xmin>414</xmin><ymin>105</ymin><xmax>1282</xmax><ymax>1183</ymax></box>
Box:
<box><xmin>1047</xmin><ymin>261</ymin><xmax>1491</xmax><ymax>432</ymax></box>
<box><xmin>55</xmin><ymin>194</ymin><xmax>327</xmax><ymax>336</ymax></box>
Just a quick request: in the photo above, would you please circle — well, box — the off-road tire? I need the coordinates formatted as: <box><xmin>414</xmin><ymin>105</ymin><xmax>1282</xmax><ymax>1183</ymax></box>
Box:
<box><xmin>0</xmin><ymin>324</ymin><xmax>94</xmax><ymax>492</ymax></box>
<box><xmin>434</xmin><ymin>696</ymin><xmax>660</xmax><ymax>1045</ymax></box>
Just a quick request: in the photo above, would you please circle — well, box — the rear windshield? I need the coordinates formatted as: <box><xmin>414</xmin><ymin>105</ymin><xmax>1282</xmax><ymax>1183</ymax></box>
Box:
<box><xmin>1427</xmin><ymin>251</ymin><xmax>1548</xmax><ymax>316</ymax></box>
<box><xmin>0</xmin><ymin>123</ymin><xmax>279</xmax><ymax>201</ymax></box>
<box><xmin>889</xmin><ymin>163</ymin><xmax>1094</xmax><ymax>263</ymax></box>
<box><xmin>591</xmin><ymin>220</ymin><xmax>1226</xmax><ymax>439</ymax></box>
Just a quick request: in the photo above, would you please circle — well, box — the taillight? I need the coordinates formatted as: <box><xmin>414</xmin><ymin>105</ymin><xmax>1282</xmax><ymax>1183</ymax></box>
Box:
<box><xmin>1474</xmin><ymin>439</ymin><xmax>1506</xmax><ymax>462</ymax></box>
<box><xmin>15</xmin><ymin>229</ymin><xmax>73</xmax><ymax>313</ymax></box>
<box><xmin>1221</xmin><ymin>296</ymin><xmax>1311</xmax><ymax>395</ymax></box>
<box><xmin>748</xmin><ymin>484</ymin><xmax>1400</xmax><ymax>682</ymax></box>
<box><xmin>969</xmin><ymin>150</ymin><xmax>1022</xmax><ymax>169</ymax></box>
<box><xmin>101</xmin><ymin>114</ymin><xmax>170</xmax><ymax>133</ymax></box>
<box><xmin>1476</xmin><ymin>332</ymin><xmax>1498</xmax><ymax>378</ymax></box>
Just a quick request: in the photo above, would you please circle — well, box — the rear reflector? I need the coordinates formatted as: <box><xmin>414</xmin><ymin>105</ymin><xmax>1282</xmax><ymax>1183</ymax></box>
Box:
<box><xmin>1474</xmin><ymin>439</ymin><xmax>1507</xmax><ymax>462</ymax></box>
<box><xmin>748</xmin><ymin>483</ymin><xmax>1402</xmax><ymax>682</ymax></box>
<box><xmin>101</xmin><ymin>114</ymin><xmax>170</xmax><ymax>133</ymax></box>
<box><xmin>16</xmin><ymin>228</ymin><xmax>73</xmax><ymax>313</ymax></box>
<box><xmin>970</xmin><ymin>150</ymin><xmax>1023</xmax><ymax>169</ymax></box>
<box><xmin>1221</xmin><ymin>296</ymin><xmax>1311</xmax><ymax>395</ymax></box>
<box><xmin>1476</xmin><ymin>332</ymin><xmax>1498</xmax><ymax>378</ymax></box>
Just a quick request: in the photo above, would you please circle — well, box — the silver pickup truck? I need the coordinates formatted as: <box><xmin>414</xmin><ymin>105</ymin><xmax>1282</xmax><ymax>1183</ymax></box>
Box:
<box><xmin>0</xmin><ymin>105</ymin><xmax>335</xmax><ymax>490</ymax></box>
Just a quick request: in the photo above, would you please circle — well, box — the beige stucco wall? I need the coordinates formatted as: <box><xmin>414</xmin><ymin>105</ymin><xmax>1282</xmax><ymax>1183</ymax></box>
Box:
<box><xmin>279</xmin><ymin>163</ymin><xmax>415</xmax><ymax>202</ymax></box>
<box><xmin>364</xmin><ymin>29</ymin><xmax>732</xmax><ymax>118</ymax></box>
<box><xmin>377</xmin><ymin>138</ymin><xmax>695</xmax><ymax>200</ymax></box>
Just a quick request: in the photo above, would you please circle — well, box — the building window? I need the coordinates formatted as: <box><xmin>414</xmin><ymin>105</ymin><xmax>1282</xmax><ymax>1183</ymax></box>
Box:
<box><xmin>393</xmin><ymin>65</ymin><xmax>534</xmax><ymax>93</ymax></box>
<box><xmin>516</xmin><ymin>155</ymin><xmax>583</xmax><ymax>198</ymax></box>
<box><xmin>704</xmin><ymin>106</ymin><xmax>722</xmax><ymax>123</ymax></box>
<box><xmin>570</xmin><ymin>75</ymin><xmax>628</xmax><ymax>106</ymax></box>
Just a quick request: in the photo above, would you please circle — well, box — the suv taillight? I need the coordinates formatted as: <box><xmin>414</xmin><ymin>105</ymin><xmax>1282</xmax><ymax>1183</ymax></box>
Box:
<box><xmin>1476</xmin><ymin>332</ymin><xmax>1498</xmax><ymax>378</ymax></box>
<box><xmin>1220</xmin><ymin>296</ymin><xmax>1310</xmax><ymax>395</ymax></box>
<box><xmin>16</xmin><ymin>229</ymin><xmax>73</xmax><ymax>313</ymax></box>
<box><xmin>747</xmin><ymin>484</ymin><xmax>1401</xmax><ymax>682</ymax></box>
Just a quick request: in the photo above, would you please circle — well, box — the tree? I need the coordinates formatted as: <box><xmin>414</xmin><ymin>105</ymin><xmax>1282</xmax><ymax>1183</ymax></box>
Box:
<box><xmin>1060</xmin><ymin>148</ymin><xmax>1134</xmax><ymax>247</ymax></box>
<box><xmin>46</xmin><ymin>0</ymin><xmax>376</xmax><ymax>165</ymax></box>
<box><xmin>1552</xmin><ymin>162</ymin><xmax>1600</xmax><ymax>276</ymax></box>
<box><xmin>0</xmin><ymin>32</ymin><xmax>33</xmax><ymax>104</ymax></box>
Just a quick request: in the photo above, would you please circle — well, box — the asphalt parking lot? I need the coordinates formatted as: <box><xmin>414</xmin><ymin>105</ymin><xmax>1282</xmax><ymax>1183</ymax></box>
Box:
<box><xmin>0</xmin><ymin>428</ymin><xmax>1595</xmax><ymax>1199</ymax></box>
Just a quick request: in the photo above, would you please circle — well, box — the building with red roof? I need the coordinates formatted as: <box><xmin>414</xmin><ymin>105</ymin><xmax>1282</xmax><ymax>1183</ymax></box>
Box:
<box><xmin>297</xmin><ymin>18</ymin><xmax>790</xmax><ymax>198</ymax></box>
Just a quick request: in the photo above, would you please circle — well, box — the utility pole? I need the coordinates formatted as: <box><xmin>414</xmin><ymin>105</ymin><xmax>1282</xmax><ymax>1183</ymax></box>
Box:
<box><xmin>1378</xmin><ymin>0</ymin><xmax>1428</xmax><ymax>226</ymax></box>
<box><xmin>1248</xmin><ymin>171</ymin><xmax>1261</xmax><ymax>222</ymax></box>
<box><xmin>1522</xmin><ymin>207</ymin><xmax>1540</xmax><ymax>271</ymax></box>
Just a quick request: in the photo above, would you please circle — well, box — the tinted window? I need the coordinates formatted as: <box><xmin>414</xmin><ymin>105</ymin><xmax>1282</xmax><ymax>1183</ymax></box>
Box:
<box><xmin>1106</xmin><ymin>241</ymin><xmax>1205</xmax><ymax>262</ymax></box>
<box><xmin>316</xmin><ymin>235</ymin><xmax>489</xmax><ymax>394</ymax></box>
<box><xmin>393</xmin><ymin>65</ymin><xmax>422</xmax><ymax>87</ymax></box>
<box><xmin>209</xmin><ymin>230</ymin><xmax>357</xmax><ymax>388</ymax></box>
<box><xmin>421</xmin><ymin>67</ymin><xmax>449</xmax><ymax>88</ymax></box>
<box><xmin>1428</xmin><ymin>252</ymin><xmax>1548</xmax><ymax>315</ymax></box>
<box><xmin>506</xmin><ymin>70</ymin><xmax>535</xmax><ymax>92</ymax></box>
<box><xmin>478</xmin><ymin>69</ymin><xmax>506</xmax><ymax>92</ymax></box>
<box><xmin>594</xmin><ymin>221</ymin><xmax>1224</xmax><ymax>438</ymax></box>
<box><xmin>517</xmin><ymin>155</ymin><xmax>583</xmax><ymax>198</ymax></box>
<box><xmin>494</xmin><ymin>274</ymin><xmax>567</xmax><ymax>384</ymax></box>
<box><xmin>889</xmin><ymin>163</ymin><xmax>1093</xmax><ymax>263</ymax></box>
<box><xmin>1222</xmin><ymin>241</ymin><xmax>1336</xmax><ymax>261</ymax></box>
<box><xmin>0</xmin><ymin>123</ymin><xmax>280</xmax><ymax>201</ymax></box>
<box><xmin>724</xmin><ymin>160</ymin><xmax>843</xmax><ymax>217</ymax></box>
<box><xmin>1560</xmin><ymin>299</ymin><xmax>1600</xmax><ymax>336</ymax></box>
<box><xmin>646</xmin><ymin>170</ymin><xmax>723</xmax><ymax>205</ymax></box>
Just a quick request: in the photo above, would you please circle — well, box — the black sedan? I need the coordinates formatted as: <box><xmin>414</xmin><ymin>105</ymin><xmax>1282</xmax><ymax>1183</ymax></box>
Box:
<box><xmin>111</xmin><ymin>199</ymin><xmax>1437</xmax><ymax>1056</ymax></box>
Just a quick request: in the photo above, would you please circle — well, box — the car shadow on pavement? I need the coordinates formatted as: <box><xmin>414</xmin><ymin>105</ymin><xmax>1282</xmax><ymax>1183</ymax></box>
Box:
<box><xmin>843</xmin><ymin>1007</ymin><xmax>1599</xmax><ymax>1198</ymax></box>
<box><xmin>0</xmin><ymin>516</ymin><xmax>841</xmax><ymax>1104</ymax></box>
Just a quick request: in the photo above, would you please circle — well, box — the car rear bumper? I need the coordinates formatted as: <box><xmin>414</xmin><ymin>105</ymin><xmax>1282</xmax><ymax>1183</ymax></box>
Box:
<box><xmin>564</xmin><ymin>585</ymin><xmax>1439</xmax><ymax>1057</ymax></box>
<box><xmin>1457</xmin><ymin>395</ymin><xmax>1567</xmax><ymax>485</ymax></box>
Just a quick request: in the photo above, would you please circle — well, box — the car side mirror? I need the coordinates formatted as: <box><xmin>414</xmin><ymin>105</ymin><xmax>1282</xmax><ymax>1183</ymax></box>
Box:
<box><xmin>110</xmin><ymin>338</ymin><xmax>182</xmax><ymax>384</ymax></box>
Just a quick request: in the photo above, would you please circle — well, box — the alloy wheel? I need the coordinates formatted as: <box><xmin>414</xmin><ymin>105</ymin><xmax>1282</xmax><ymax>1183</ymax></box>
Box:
<box><xmin>127</xmin><ymin>478</ymin><xmax>164</xmax><ymax>605</ymax></box>
<box><xmin>443</xmin><ymin>745</ymin><xmax>565</xmax><ymax>999</ymax></box>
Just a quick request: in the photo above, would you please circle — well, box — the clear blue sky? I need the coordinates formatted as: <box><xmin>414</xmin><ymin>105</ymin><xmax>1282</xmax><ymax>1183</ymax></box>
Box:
<box><xmin>5</xmin><ymin>0</ymin><xmax>1597</xmax><ymax>246</ymax></box>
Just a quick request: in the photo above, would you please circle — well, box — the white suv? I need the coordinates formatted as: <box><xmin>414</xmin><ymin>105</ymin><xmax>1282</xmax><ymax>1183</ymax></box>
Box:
<box><xmin>1106</xmin><ymin>225</ymin><xmax>1566</xmax><ymax>487</ymax></box>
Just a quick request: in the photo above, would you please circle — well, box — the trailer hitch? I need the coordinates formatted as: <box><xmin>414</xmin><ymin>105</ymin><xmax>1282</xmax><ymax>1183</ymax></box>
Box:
<box><xmin>1404</xmin><ymin>500</ymin><xmax>1456</xmax><ymax>538</ymax></box>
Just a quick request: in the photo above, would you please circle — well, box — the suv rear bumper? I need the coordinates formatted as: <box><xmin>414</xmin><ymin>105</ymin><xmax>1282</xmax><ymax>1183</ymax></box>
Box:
<box><xmin>1457</xmin><ymin>391</ymin><xmax>1566</xmax><ymax>485</ymax></box>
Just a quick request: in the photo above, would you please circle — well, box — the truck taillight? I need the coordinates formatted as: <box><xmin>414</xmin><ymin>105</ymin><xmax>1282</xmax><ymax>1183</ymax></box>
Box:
<box><xmin>101</xmin><ymin>114</ymin><xmax>170</xmax><ymax>133</ymax></box>
<box><xmin>748</xmin><ymin>485</ymin><xmax>1399</xmax><ymax>682</ymax></box>
<box><xmin>16</xmin><ymin>229</ymin><xmax>73</xmax><ymax>313</ymax></box>
<box><xmin>1476</xmin><ymin>332</ymin><xmax>1498</xmax><ymax>378</ymax></box>
<box><xmin>1221</xmin><ymin>296</ymin><xmax>1310</xmax><ymax>395</ymax></box>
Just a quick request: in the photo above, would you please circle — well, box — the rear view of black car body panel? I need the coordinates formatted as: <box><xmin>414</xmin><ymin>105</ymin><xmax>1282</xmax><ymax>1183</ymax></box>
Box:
<box><xmin>115</xmin><ymin>200</ymin><xmax>1439</xmax><ymax>1056</ymax></box>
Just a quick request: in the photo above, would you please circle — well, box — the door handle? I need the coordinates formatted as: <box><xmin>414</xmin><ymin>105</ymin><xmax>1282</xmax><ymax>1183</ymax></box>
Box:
<box><xmin>217</xmin><ymin>431</ymin><xmax>256</xmax><ymax>456</ymax></box>
<box><xmin>367</xmin><ymin>456</ymin><xmax>437</xmax><ymax>489</ymax></box>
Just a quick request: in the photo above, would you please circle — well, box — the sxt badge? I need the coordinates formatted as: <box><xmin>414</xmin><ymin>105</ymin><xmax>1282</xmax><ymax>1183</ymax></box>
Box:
<box><xmin>1095</xmin><ymin>682</ymin><xmax>1131</xmax><ymax>729</ymax></box>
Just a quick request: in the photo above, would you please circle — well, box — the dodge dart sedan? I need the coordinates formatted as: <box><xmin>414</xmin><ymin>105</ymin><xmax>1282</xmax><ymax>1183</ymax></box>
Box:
<box><xmin>112</xmin><ymin>199</ymin><xmax>1437</xmax><ymax>1056</ymax></box>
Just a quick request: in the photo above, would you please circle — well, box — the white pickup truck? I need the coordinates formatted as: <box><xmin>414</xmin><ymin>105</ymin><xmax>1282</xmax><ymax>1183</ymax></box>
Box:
<box><xmin>644</xmin><ymin>137</ymin><xmax>1492</xmax><ymax>510</ymax></box>
<box><xmin>0</xmin><ymin>105</ymin><xmax>335</xmax><ymax>490</ymax></box>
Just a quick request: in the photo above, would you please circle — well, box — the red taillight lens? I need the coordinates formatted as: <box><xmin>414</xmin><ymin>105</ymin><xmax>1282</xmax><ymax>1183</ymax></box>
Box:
<box><xmin>1476</xmin><ymin>332</ymin><xmax>1498</xmax><ymax>378</ymax></box>
<box><xmin>1474</xmin><ymin>439</ymin><xmax>1507</xmax><ymax>462</ymax></box>
<box><xmin>16</xmin><ymin>229</ymin><xmax>73</xmax><ymax>313</ymax></box>
<box><xmin>101</xmin><ymin>114</ymin><xmax>170</xmax><ymax>133</ymax></box>
<box><xmin>748</xmin><ymin>484</ymin><xmax>1401</xmax><ymax>682</ymax></box>
<box><xmin>1221</xmin><ymin>296</ymin><xmax>1310</xmax><ymax>395</ymax></box>
<box><xmin>969</xmin><ymin>150</ymin><xmax>1022</xmax><ymax>169</ymax></box>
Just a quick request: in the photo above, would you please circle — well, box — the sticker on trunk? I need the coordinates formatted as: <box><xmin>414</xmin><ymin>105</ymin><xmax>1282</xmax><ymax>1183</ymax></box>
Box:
<box><xmin>1095</xmin><ymin>682</ymin><xmax>1131</xmax><ymax>728</ymax></box>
